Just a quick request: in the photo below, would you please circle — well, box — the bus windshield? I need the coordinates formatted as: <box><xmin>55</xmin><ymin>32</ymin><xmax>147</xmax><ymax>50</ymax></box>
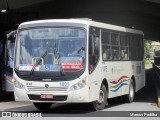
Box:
<box><xmin>15</xmin><ymin>27</ymin><xmax>86</xmax><ymax>80</ymax></box>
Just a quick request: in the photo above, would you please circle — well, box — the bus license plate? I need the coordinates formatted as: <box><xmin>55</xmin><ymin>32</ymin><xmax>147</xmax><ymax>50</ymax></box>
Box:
<box><xmin>40</xmin><ymin>94</ymin><xmax>53</xmax><ymax>99</ymax></box>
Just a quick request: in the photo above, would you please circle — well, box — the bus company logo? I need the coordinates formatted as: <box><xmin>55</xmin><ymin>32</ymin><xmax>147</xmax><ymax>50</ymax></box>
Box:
<box><xmin>112</xmin><ymin>66</ymin><xmax>124</xmax><ymax>74</ymax></box>
<box><xmin>110</xmin><ymin>76</ymin><xmax>129</xmax><ymax>92</ymax></box>
<box><xmin>2</xmin><ymin>112</ymin><xmax>12</xmax><ymax>117</ymax></box>
<box><xmin>45</xmin><ymin>84</ymin><xmax>49</xmax><ymax>88</ymax></box>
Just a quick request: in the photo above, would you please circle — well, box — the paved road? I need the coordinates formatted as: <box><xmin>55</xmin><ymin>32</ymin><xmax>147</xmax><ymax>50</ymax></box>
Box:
<box><xmin>0</xmin><ymin>68</ymin><xmax>159</xmax><ymax>116</ymax></box>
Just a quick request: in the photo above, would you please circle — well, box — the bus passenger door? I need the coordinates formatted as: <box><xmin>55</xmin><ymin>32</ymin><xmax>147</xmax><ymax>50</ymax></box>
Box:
<box><xmin>88</xmin><ymin>27</ymin><xmax>102</xmax><ymax>101</ymax></box>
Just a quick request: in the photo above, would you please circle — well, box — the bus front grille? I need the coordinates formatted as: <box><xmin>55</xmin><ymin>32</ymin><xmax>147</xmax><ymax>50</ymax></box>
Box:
<box><xmin>27</xmin><ymin>86</ymin><xmax>68</xmax><ymax>92</ymax></box>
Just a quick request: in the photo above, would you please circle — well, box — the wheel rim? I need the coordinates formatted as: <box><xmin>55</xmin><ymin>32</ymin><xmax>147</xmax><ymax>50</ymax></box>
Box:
<box><xmin>97</xmin><ymin>90</ymin><xmax>104</xmax><ymax>104</ymax></box>
<box><xmin>129</xmin><ymin>83</ymin><xmax>134</xmax><ymax>99</ymax></box>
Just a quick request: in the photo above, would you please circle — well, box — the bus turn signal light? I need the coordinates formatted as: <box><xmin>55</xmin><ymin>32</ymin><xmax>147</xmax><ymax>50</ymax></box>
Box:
<box><xmin>158</xmin><ymin>98</ymin><xmax>160</xmax><ymax>108</ymax></box>
<box><xmin>12</xmin><ymin>78</ymin><xmax>17</xmax><ymax>83</ymax></box>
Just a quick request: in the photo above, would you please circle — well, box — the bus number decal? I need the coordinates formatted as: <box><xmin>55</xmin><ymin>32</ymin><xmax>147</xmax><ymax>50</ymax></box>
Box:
<box><xmin>100</xmin><ymin>66</ymin><xmax>107</xmax><ymax>72</ymax></box>
<box><xmin>60</xmin><ymin>82</ymin><xmax>69</xmax><ymax>87</ymax></box>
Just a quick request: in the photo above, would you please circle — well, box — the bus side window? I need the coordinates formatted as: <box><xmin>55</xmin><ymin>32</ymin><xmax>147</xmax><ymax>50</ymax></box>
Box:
<box><xmin>111</xmin><ymin>33</ymin><xmax>119</xmax><ymax>45</ymax></box>
<box><xmin>101</xmin><ymin>30</ymin><xmax>111</xmax><ymax>61</ymax></box>
<box><xmin>102</xmin><ymin>46</ymin><xmax>111</xmax><ymax>60</ymax></box>
<box><xmin>121</xmin><ymin>47</ymin><xmax>128</xmax><ymax>60</ymax></box>
<box><xmin>112</xmin><ymin>47</ymin><xmax>119</xmax><ymax>60</ymax></box>
<box><xmin>111</xmin><ymin>33</ymin><xmax>120</xmax><ymax>60</ymax></box>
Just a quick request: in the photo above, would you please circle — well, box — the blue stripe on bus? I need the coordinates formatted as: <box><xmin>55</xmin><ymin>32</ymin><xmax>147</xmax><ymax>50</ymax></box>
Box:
<box><xmin>111</xmin><ymin>83</ymin><xmax>128</xmax><ymax>92</ymax></box>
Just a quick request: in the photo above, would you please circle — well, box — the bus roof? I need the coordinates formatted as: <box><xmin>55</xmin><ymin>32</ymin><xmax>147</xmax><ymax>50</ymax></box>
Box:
<box><xmin>19</xmin><ymin>19</ymin><xmax>144</xmax><ymax>35</ymax></box>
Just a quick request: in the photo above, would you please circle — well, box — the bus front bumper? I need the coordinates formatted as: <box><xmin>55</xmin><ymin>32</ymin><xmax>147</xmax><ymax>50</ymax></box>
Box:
<box><xmin>14</xmin><ymin>86</ymin><xmax>90</xmax><ymax>103</ymax></box>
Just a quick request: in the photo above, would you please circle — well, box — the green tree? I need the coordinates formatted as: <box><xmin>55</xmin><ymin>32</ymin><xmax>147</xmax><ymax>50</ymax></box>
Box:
<box><xmin>144</xmin><ymin>40</ymin><xmax>152</xmax><ymax>58</ymax></box>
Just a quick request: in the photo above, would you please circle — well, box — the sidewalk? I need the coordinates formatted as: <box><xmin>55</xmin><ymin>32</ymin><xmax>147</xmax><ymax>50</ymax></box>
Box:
<box><xmin>145</xmin><ymin>64</ymin><xmax>152</xmax><ymax>69</ymax></box>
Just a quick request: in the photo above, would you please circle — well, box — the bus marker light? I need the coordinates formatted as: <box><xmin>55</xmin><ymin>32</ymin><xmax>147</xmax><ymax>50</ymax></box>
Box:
<box><xmin>82</xmin><ymin>80</ymin><xmax>86</xmax><ymax>83</ymax></box>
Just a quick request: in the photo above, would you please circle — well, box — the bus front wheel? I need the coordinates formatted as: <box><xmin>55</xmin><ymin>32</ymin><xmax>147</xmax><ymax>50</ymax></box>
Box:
<box><xmin>91</xmin><ymin>84</ymin><xmax>107</xmax><ymax>111</ymax></box>
<box><xmin>33</xmin><ymin>103</ymin><xmax>52</xmax><ymax>110</ymax></box>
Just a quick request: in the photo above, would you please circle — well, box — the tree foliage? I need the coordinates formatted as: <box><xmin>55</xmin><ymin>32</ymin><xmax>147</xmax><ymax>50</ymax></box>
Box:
<box><xmin>144</xmin><ymin>40</ymin><xmax>152</xmax><ymax>57</ymax></box>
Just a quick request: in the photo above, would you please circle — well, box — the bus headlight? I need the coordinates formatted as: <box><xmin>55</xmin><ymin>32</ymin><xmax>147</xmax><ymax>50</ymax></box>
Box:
<box><xmin>14</xmin><ymin>80</ymin><xmax>26</xmax><ymax>90</ymax></box>
<box><xmin>70</xmin><ymin>78</ymin><xmax>86</xmax><ymax>91</ymax></box>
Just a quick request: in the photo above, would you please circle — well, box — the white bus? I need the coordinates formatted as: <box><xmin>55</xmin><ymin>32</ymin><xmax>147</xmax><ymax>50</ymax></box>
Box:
<box><xmin>13</xmin><ymin>19</ymin><xmax>145</xmax><ymax>110</ymax></box>
<box><xmin>2</xmin><ymin>30</ymin><xmax>16</xmax><ymax>92</ymax></box>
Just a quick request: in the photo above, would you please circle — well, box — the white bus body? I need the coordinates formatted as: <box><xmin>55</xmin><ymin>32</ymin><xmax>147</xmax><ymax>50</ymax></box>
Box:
<box><xmin>13</xmin><ymin>19</ymin><xmax>145</xmax><ymax>110</ymax></box>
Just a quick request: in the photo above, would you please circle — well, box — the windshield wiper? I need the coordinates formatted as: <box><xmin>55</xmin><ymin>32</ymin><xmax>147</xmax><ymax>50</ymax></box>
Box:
<box><xmin>30</xmin><ymin>50</ymin><xmax>48</xmax><ymax>76</ymax></box>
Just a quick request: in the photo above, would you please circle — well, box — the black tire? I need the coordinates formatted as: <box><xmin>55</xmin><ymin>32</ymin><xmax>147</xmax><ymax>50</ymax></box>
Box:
<box><xmin>33</xmin><ymin>103</ymin><xmax>52</xmax><ymax>110</ymax></box>
<box><xmin>90</xmin><ymin>84</ymin><xmax>108</xmax><ymax>111</ymax></box>
<box><xmin>122</xmin><ymin>79</ymin><xmax>135</xmax><ymax>103</ymax></box>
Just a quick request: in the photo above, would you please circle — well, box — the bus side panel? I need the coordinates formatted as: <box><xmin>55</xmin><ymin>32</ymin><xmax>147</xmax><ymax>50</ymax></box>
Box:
<box><xmin>89</xmin><ymin>60</ymin><xmax>145</xmax><ymax>100</ymax></box>
<box><xmin>133</xmin><ymin>61</ymin><xmax>145</xmax><ymax>92</ymax></box>
<box><xmin>89</xmin><ymin>61</ymin><xmax>131</xmax><ymax>101</ymax></box>
<box><xmin>105</xmin><ymin>61</ymin><xmax>131</xmax><ymax>98</ymax></box>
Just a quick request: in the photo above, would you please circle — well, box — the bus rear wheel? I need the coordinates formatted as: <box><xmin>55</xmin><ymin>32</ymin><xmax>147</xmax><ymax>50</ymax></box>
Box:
<box><xmin>33</xmin><ymin>103</ymin><xmax>52</xmax><ymax>110</ymax></box>
<box><xmin>122</xmin><ymin>79</ymin><xmax>135</xmax><ymax>103</ymax></box>
<box><xmin>91</xmin><ymin>84</ymin><xmax>107</xmax><ymax>111</ymax></box>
